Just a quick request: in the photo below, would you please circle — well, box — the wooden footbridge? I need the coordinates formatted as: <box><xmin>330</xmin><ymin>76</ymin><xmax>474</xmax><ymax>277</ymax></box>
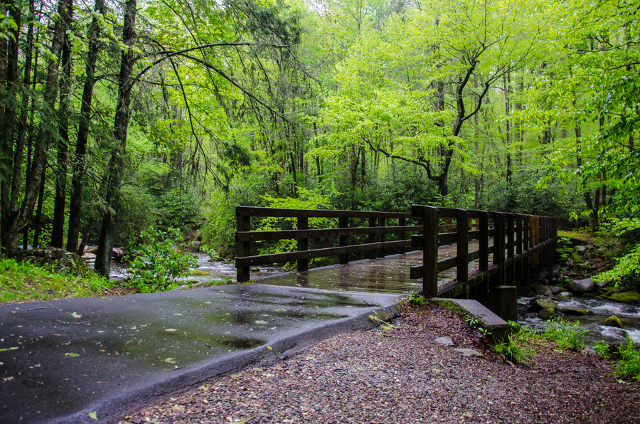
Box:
<box><xmin>235</xmin><ymin>205</ymin><xmax>558</xmax><ymax>306</ymax></box>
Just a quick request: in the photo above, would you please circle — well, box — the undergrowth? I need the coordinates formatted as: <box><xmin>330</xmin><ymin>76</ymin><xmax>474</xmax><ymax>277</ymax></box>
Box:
<box><xmin>492</xmin><ymin>321</ymin><xmax>539</xmax><ymax>364</ymax></box>
<box><xmin>541</xmin><ymin>317</ymin><xmax>588</xmax><ymax>351</ymax></box>
<box><xmin>0</xmin><ymin>257</ymin><xmax>114</xmax><ymax>303</ymax></box>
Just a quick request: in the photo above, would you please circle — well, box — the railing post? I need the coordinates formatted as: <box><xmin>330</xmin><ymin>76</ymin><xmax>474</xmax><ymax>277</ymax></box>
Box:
<box><xmin>515</xmin><ymin>214</ymin><xmax>523</xmax><ymax>285</ymax></box>
<box><xmin>236</xmin><ymin>208</ymin><xmax>251</xmax><ymax>282</ymax></box>
<box><xmin>493</xmin><ymin>212</ymin><xmax>505</xmax><ymax>284</ymax></box>
<box><xmin>479</xmin><ymin>211</ymin><xmax>489</xmax><ymax>272</ymax></box>
<box><xmin>456</xmin><ymin>209</ymin><xmax>468</xmax><ymax>297</ymax></box>
<box><xmin>297</xmin><ymin>216</ymin><xmax>309</xmax><ymax>272</ymax></box>
<box><xmin>423</xmin><ymin>206</ymin><xmax>439</xmax><ymax>297</ymax></box>
<box><xmin>523</xmin><ymin>215</ymin><xmax>531</xmax><ymax>277</ymax></box>
<box><xmin>339</xmin><ymin>216</ymin><xmax>349</xmax><ymax>265</ymax></box>
<box><xmin>399</xmin><ymin>217</ymin><xmax>406</xmax><ymax>255</ymax></box>
<box><xmin>506</xmin><ymin>213</ymin><xmax>515</xmax><ymax>283</ymax></box>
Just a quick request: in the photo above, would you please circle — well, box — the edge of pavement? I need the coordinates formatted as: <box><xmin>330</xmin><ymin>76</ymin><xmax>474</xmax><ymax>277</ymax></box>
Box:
<box><xmin>55</xmin><ymin>290</ymin><xmax>404</xmax><ymax>424</ymax></box>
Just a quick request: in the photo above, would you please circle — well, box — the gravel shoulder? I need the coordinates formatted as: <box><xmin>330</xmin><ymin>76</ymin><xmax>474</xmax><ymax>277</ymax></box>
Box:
<box><xmin>121</xmin><ymin>302</ymin><xmax>640</xmax><ymax>424</ymax></box>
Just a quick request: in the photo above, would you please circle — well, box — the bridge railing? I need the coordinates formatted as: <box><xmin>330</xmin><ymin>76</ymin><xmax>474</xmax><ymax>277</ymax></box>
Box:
<box><xmin>410</xmin><ymin>205</ymin><xmax>558</xmax><ymax>297</ymax></box>
<box><xmin>235</xmin><ymin>206</ymin><xmax>422</xmax><ymax>282</ymax></box>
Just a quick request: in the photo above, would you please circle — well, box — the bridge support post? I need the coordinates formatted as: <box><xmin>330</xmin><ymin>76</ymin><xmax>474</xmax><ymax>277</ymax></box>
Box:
<box><xmin>489</xmin><ymin>285</ymin><xmax>518</xmax><ymax>322</ymax></box>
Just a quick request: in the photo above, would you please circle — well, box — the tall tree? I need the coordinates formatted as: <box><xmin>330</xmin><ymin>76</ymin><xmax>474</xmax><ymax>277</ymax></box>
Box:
<box><xmin>94</xmin><ymin>0</ymin><xmax>138</xmax><ymax>276</ymax></box>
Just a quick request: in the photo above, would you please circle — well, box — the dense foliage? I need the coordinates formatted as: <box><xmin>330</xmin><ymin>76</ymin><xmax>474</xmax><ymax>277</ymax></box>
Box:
<box><xmin>0</xmin><ymin>0</ymin><xmax>637</xmax><ymax>278</ymax></box>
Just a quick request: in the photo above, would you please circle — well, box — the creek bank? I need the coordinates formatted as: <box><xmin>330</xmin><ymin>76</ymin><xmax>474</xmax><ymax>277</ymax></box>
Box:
<box><xmin>518</xmin><ymin>237</ymin><xmax>640</xmax><ymax>348</ymax></box>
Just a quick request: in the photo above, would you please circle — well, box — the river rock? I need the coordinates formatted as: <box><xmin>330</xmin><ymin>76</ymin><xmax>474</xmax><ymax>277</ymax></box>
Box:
<box><xmin>558</xmin><ymin>291</ymin><xmax>573</xmax><ymax>297</ymax></box>
<box><xmin>529</xmin><ymin>298</ymin><xmax>557</xmax><ymax>312</ymax></box>
<box><xmin>538</xmin><ymin>309</ymin><xmax>555</xmax><ymax>320</ymax></box>
<box><xmin>607</xmin><ymin>291</ymin><xmax>640</xmax><ymax>303</ymax></box>
<box><xmin>558</xmin><ymin>306</ymin><xmax>592</xmax><ymax>316</ymax></box>
<box><xmin>603</xmin><ymin>315</ymin><xmax>623</xmax><ymax>328</ymax></box>
<box><xmin>569</xmin><ymin>277</ymin><xmax>594</xmax><ymax>293</ymax></box>
<box><xmin>575</xmin><ymin>245</ymin><xmax>589</xmax><ymax>253</ymax></box>
<box><xmin>189</xmin><ymin>241</ymin><xmax>201</xmax><ymax>253</ymax></box>
<box><xmin>548</xmin><ymin>286</ymin><xmax>563</xmax><ymax>295</ymax></box>
<box><xmin>13</xmin><ymin>247</ymin><xmax>89</xmax><ymax>275</ymax></box>
<box><xmin>532</xmin><ymin>269</ymin><xmax>549</xmax><ymax>281</ymax></box>
<box><xmin>534</xmin><ymin>283</ymin><xmax>553</xmax><ymax>296</ymax></box>
<box><xmin>551</xmin><ymin>264</ymin><xmax>562</xmax><ymax>278</ymax></box>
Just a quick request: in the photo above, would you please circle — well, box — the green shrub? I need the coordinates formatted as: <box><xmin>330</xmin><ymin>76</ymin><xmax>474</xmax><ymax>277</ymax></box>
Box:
<box><xmin>542</xmin><ymin>317</ymin><xmax>588</xmax><ymax>351</ymax></box>
<box><xmin>617</xmin><ymin>335</ymin><xmax>640</xmax><ymax>381</ymax></box>
<box><xmin>493</xmin><ymin>321</ymin><xmax>537</xmax><ymax>364</ymax></box>
<box><xmin>126</xmin><ymin>227</ymin><xmax>197</xmax><ymax>292</ymax></box>
<box><xmin>594</xmin><ymin>340</ymin><xmax>612</xmax><ymax>359</ymax></box>
<box><xmin>408</xmin><ymin>290</ymin><xmax>426</xmax><ymax>306</ymax></box>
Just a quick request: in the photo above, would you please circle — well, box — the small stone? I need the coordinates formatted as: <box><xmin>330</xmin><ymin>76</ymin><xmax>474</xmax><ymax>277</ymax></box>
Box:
<box><xmin>575</xmin><ymin>245</ymin><xmax>589</xmax><ymax>253</ymax></box>
<box><xmin>558</xmin><ymin>291</ymin><xmax>573</xmax><ymax>297</ymax></box>
<box><xmin>454</xmin><ymin>348</ymin><xmax>484</xmax><ymax>357</ymax></box>
<box><xmin>434</xmin><ymin>336</ymin><xmax>454</xmax><ymax>346</ymax></box>
<box><xmin>569</xmin><ymin>278</ymin><xmax>594</xmax><ymax>293</ymax></box>
<box><xmin>603</xmin><ymin>315</ymin><xmax>623</xmax><ymax>328</ymax></box>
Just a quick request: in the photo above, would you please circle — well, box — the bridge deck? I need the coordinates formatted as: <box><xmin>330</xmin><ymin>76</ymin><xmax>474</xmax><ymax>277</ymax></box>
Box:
<box><xmin>253</xmin><ymin>242</ymin><xmax>481</xmax><ymax>294</ymax></box>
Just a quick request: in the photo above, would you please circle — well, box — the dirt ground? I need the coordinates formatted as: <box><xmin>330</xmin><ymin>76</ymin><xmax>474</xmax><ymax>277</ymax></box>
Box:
<box><xmin>120</xmin><ymin>302</ymin><xmax>640</xmax><ymax>424</ymax></box>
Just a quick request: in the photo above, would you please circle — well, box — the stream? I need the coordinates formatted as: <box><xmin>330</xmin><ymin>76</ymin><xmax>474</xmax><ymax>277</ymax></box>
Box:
<box><xmin>105</xmin><ymin>252</ymin><xmax>640</xmax><ymax>349</ymax></box>
<box><xmin>519</xmin><ymin>295</ymin><xmax>640</xmax><ymax>347</ymax></box>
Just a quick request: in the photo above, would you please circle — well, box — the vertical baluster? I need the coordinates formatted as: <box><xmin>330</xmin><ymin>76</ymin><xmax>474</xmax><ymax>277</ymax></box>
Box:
<box><xmin>339</xmin><ymin>216</ymin><xmax>349</xmax><ymax>265</ymax></box>
<box><xmin>297</xmin><ymin>216</ymin><xmax>309</xmax><ymax>272</ymax></box>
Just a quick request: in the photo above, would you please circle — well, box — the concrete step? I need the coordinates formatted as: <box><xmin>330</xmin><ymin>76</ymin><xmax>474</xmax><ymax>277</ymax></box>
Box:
<box><xmin>435</xmin><ymin>298</ymin><xmax>510</xmax><ymax>341</ymax></box>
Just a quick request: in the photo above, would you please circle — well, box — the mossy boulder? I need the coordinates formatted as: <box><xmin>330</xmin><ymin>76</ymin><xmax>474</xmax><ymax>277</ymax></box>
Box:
<box><xmin>13</xmin><ymin>247</ymin><xmax>89</xmax><ymax>276</ymax></box>
<box><xmin>529</xmin><ymin>298</ymin><xmax>557</xmax><ymax>320</ymax></box>
<box><xmin>602</xmin><ymin>315</ymin><xmax>623</xmax><ymax>328</ymax></box>
<box><xmin>607</xmin><ymin>291</ymin><xmax>640</xmax><ymax>303</ymax></box>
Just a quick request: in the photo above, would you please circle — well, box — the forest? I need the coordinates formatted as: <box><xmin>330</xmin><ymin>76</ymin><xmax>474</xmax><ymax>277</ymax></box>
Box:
<box><xmin>0</xmin><ymin>0</ymin><xmax>638</xmax><ymax>282</ymax></box>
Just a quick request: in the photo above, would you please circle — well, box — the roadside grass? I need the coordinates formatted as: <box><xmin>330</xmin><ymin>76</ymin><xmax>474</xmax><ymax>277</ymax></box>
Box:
<box><xmin>0</xmin><ymin>257</ymin><xmax>117</xmax><ymax>304</ymax></box>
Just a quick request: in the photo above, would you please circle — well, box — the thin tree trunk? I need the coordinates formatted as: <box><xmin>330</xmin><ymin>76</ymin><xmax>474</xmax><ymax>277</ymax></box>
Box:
<box><xmin>503</xmin><ymin>72</ymin><xmax>511</xmax><ymax>184</ymax></box>
<box><xmin>67</xmin><ymin>0</ymin><xmax>107</xmax><ymax>253</ymax></box>
<box><xmin>95</xmin><ymin>0</ymin><xmax>137</xmax><ymax>277</ymax></box>
<box><xmin>33</xmin><ymin>167</ymin><xmax>46</xmax><ymax>249</ymax></box>
<box><xmin>52</xmin><ymin>0</ymin><xmax>74</xmax><ymax>247</ymax></box>
<box><xmin>1</xmin><ymin>0</ymin><xmax>68</xmax><ymax>256</ymax></box>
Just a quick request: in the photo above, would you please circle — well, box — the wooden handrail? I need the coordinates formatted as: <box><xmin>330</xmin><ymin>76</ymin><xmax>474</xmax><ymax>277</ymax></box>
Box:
<box><xmin>234</xmin><ymin>205</ymin><xmax>559</xmax><ymax>296</ymax></box>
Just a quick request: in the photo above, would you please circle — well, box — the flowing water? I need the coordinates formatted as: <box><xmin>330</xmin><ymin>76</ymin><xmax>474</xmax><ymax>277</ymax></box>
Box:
<box><xmin>105</xmin><ymin>249</ymin><xmax>640</xmax><ymax>349</ymax></box>
<box><xmin>518</xmin><ymin>295</ymin><xmax>640</xmax><ymax>347</ymax></box>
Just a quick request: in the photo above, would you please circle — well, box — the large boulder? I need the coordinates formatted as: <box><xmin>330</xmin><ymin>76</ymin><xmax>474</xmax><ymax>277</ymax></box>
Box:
<box><xmin>13</xmin><ymin>247</ymin><xmax>89</xmax><ymax>275</ymax></box>
<box><xmin>569</xmin><ymin>278</ymin><xmax>594</xmax><ymax>293</ymax></box>
<box><xmin>607</xmin><ymin>291</ymin><xmax>640</xmax><ymax>303</ymax></box>
<box><xmin>529</xmin><ymin>298</ymin><xmax>558</xmax><ymax>312</ymax></box>
<box><xmin>529</xmin><ymin>298</ymin><xmax>557</xmax><ymax>320</ymax></box>
<box><xmin>534</xmin><ymin>283</ymin><xmax>553</xmax><ymax>296</ymax></box>
<box><xmin>532</xmin><ymin>269</ymin><xmax>550</xmax><ymax>281</ymax></box>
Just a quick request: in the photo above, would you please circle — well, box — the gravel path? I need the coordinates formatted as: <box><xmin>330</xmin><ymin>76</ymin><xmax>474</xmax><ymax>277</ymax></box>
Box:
<box><xmin>120</xmin><ymin>303</ymin><xmax>640</xmax><ymax>423</ymax></box>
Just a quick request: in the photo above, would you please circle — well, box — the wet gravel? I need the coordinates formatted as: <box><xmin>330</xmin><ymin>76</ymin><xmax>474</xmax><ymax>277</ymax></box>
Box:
<box><xmin>120</xmin><ymin>303</ymin><xmax>640</xmax><ymax>423</ymax></box>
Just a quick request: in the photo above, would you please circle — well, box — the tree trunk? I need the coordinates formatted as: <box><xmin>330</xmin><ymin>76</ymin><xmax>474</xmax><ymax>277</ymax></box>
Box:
<box><xmin>67</xmin><ymin>0</ymin><xmax>105</xmax><ymax>253</ymax></box>
<box><xmin>0</xmin><ymin>0</ymin><xmax>68</xmax><ymax>256</ymax></box>
<box><xmin>95</xmin><ymin>0</ymin><xmax>138</xmax><ymax>277</ymax></box>
<box><xmin>52</xmin><ymin>0</ymin><xmax>74</xmax><ymax>248</ymax></box>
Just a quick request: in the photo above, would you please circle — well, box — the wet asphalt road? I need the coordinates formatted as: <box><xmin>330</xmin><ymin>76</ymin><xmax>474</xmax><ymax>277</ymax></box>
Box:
<box><xmin>0</xmin><ymin>283</ymin><xmax>400</xmax><ymax>423</ymax></box>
